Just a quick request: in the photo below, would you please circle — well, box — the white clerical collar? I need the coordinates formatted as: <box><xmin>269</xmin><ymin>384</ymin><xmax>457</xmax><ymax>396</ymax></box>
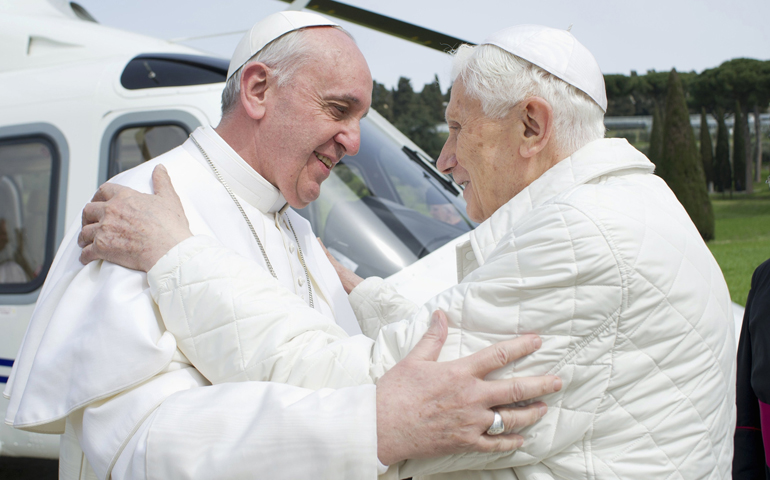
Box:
<box><xmin>186</xmin><ymin>126</ymin><xmax>287</xmax><ymax>214</ymax></box>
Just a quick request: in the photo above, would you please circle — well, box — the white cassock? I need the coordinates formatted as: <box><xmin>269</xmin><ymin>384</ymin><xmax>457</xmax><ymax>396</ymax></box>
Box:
<box><xmin>3</xmin><ymin>126</ymin><xmax>383</xmax><ymax>480</ymax></box>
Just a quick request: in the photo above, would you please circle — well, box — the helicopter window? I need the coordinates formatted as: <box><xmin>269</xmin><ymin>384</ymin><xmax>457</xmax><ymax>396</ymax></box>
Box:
<box><xmin>295</xmin><ymin>117</ymin><xmax>475</xmax><ymax>278</ymax></box>
<box><xmin>109</xmin><ymin>124</ymin><xmax>189</xmax><ymax>177</ymax></box>
<box><xmin>121</xmin><ymin>54</ymin><xmax>229</xmax><ymax>90</ymax></box>
<box><xmin>0</xmin><ymin>137</ymin><xmax>58</xmax><ymax>293</ymax></box>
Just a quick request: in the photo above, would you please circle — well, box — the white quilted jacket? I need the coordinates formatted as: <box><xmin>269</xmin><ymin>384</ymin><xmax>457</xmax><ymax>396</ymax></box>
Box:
<box><xmin>150</xmin><ymin>138</ymin><xmax>735</xmax><ymax>479</ymax></box>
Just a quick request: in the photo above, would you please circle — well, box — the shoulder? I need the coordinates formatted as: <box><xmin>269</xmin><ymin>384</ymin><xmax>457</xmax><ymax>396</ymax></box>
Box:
<box><xmin>551</xmin><ymin>171</ymin><xmax>699</xmax><ymax>265</ymax></box>
<box><xmin>479</xmin><ymin>202</ymin><xmax>622</xmax><ymax>292</ymax></box>
<box><xmin>108</xmin><ymin>143</ymin><xmax>203</xmax><ymax>194</ymax></box>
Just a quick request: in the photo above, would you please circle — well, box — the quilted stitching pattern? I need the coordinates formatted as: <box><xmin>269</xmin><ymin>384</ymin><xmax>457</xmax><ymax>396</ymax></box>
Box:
<box><xmin>150</xmin><ymin>236</ymin><xmax>375</xmax><ymax>391</ymax></box>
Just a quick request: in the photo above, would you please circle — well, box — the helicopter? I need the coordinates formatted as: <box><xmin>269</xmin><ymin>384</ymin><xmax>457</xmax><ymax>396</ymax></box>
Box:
<box><xmin>0</xmin><ymin>0</ymin><xmax>745</xmax><ymax>469</ymax></box>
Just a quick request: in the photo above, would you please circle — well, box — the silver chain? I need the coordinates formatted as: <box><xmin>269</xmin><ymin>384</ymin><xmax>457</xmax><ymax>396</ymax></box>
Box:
<box><xmin>285</xmin><ymin>215</ymin><xmax>313</xmax><ymax>308</ymax></box>
<box><xmin>190</xmin><ymin>134</ymin><xmax>313</xmax><ymax>307</ymax></box>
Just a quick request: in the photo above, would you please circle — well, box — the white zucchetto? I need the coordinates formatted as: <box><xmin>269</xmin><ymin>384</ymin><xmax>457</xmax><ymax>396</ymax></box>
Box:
<box><xmin>227</xmin><ymin>11</ymin><xmax>339</xmax><ymax>80</ymax></box>
<box><xmin>482</xmin><ymin>24</ymin><xmax>607</xmax><ymax>112</ymax></box>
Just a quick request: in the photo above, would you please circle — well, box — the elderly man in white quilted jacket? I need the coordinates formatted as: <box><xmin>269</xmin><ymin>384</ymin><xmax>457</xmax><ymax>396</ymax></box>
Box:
<box><xmin>79</xmin><ymin>25</ymin><xmax>736</xmax><ymax>479</ymax></box>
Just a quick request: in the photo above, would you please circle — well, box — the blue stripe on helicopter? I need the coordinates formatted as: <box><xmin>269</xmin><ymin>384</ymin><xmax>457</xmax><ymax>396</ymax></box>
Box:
<box><xmin>0</xmin><ymin>376</ymin><xmax>7</xmax><ymax>384</ymax></box>
<box><xmin>0</xmin><ymin>358</ymin><xmax>14</xmax><ymax>368</ymax></box>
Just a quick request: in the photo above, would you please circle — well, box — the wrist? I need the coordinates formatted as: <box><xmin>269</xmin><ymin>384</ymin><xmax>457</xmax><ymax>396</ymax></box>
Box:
<box><xmin>143</xmin><ymin>232</ymin><xmax>192</xmax><ymax>272</ymax></box>
<box><xmin>342</xmin><ymin>270</ymin><xmax>364</xmax><ymax>294</ymax></box>
<box><xmin>375</xmin><ymin>381</ymin><xmax>407</xmax><ymax>466</ymax></box>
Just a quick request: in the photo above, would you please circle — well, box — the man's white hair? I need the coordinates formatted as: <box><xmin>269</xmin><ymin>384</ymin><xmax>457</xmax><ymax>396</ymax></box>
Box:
<box><xmin>451</xmin><ymin>44</ymin><xmax>605</xmax><ymax>155</ymax></box>
<box><xmin>220</xmin><ymin>26</ymin><xmax>350</xmax><ymax>116</ymax></box>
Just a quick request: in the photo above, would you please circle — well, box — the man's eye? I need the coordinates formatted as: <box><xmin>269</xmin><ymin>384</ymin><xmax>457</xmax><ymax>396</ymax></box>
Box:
<box><xmin>333</xmin><ymin>105</ymin><xmax>347</xmax><ymax>114</ymax></box>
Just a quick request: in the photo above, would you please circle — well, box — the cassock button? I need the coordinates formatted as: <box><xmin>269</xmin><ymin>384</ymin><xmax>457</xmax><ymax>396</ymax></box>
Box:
<box><xmin>298</xmin><ymin>277</ymin><xmax>305</xmax><ymax>287</ymax></box>
<box><xmin>465</xmin><ymin>250</ymin><xmax>475</xmax><ymax>261</ymax></box>
<box><xmin>289</xmin><ymin>243</ymin><xmax>295</xmax><ymax>253</ymax></box>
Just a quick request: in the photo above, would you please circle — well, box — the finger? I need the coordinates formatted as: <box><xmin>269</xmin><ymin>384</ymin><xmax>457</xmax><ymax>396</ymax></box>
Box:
<box><xmin>81</xmin><ymin>202</ymin><xmax>104</xmax><ymax>228</ymax></box>
<box><xmin>79</xmin><ymin>244</ymin><xmax>98</xmax><ymax>266</ymax></box>
<box><xmin>77</xmin><ymin>223</ymin><xmax>97</xmax><ymax>248</ymax></box>
<box><xmin>485</xmin><ymin>375</ymin><xmax>562</xmax><ymax>407</ymax></box>
<box><xmin>90</xmin><ymin>182</ymin><xmax>122</xmax><ymax>202</ymax></box>
<box><xmin>318</xmin><ymin>239</ymin><xmax>342</xmax><ymax>272</ymax></box>
<box><xmin>316</xmin><ymin>237</ymin><xmax>334</xmax><ymax>262</ymax></box>
<box><xmin>152</xmin><ymin>165</ymin><xmax>178</xmax><ymax>201</ymax></box>
<box><xmin>466</xmin><ymin>334</ymin><xmax>542</xmax><ymax>378</ymax></box>
<box><xmin>404</xmin><ymin>310</ymin><xmax>448</xmax><ymax>362</ymax></box>
<box><xmin>494</xmin><ymin>401</ymin><xmax>547</xmax><ymax>433</ymax></box>
<box><xmin>473</xmin><ymin>433</ymin><xmax>524</xmax><ymax>453</ymax></box>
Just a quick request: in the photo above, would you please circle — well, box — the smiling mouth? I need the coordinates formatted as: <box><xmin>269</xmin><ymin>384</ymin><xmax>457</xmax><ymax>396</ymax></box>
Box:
<box><xmin>315</xmin><ymin>152</ymin><xmax>334</xmax><ymax>169</ymax></box>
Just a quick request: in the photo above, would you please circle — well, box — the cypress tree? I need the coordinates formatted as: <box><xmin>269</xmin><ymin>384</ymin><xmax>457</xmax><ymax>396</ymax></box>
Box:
<box><xmin>733</xmin><ymin>101</ymin><xmax>747</xmax><ymax>191</ymax></box>
<box><xmin>699</xmin><ymin>108</ymin><xmax>714</xmax><ymax>189</ymax></box>
<box><xmin>648</xmin><ymin>101</ymin><xmax>664</xmax><ymax>166</ymax></box>
<box><xmin>371</xmin><ymin>80</ymin><xmax>394</xmax><ymax>122</ymax></box>
<box><xmin>714</xmin><ymin>108</ymin><xmax>732</xmax><ymax>194</ymax></box>
<box><xmin>658</xmin><ymin>69</ymin><xmax>714</xmax><ymax>241</ymax></box>
<box><xmin>420</xmin><ymin>75</ymin><xmax>446</xmax><ymax>124</ymax></box>
<box><xmin>392</xmin><ymin>77</ymin><xmax>416</xmax><ymax>122</ymax></box>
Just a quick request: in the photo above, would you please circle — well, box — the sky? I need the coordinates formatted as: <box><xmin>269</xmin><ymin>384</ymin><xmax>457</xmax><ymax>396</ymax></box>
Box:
<box><xmin>76</xmin><ymin>0</ymin><xmax>770</xmax><ymax>92</ymax></box>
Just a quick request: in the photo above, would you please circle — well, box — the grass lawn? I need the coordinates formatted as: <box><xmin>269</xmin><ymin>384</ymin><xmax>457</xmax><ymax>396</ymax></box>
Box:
<box><xmin>707</xmin><ymin>176</ymin><xmax>770</xmax><ymax>306</ymax></box>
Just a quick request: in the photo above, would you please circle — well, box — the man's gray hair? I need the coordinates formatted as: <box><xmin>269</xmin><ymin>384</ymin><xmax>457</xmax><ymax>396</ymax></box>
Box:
<box><xmin>221</xmin><ymin>25</ymin><xmax>351</xmax><ymax>116</ymax></box>
<box><xmin>451</xmin><ymin>44</ymin><xmax>605</xmax><ymax>154</ymax></box>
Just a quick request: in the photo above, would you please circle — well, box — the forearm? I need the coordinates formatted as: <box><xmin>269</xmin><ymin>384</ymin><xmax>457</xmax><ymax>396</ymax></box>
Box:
<box><xmin>149</xmin><ymin>235</ymin><xmax>375</xmax><ymax>390</ymax></box>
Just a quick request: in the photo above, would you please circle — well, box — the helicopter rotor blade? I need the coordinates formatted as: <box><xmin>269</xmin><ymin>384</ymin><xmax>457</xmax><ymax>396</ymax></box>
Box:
<box><xmin>276</xmin><ymin>0</ymin><xmax>474</xmax><ymax>53</ymax></box>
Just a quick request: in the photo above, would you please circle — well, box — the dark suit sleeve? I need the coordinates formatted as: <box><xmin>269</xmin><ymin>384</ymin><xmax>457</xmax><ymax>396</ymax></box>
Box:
<box><xmin>733</xmin><ymin>259</ymin><xmax>770</xmax><ymax>479</ymax></box>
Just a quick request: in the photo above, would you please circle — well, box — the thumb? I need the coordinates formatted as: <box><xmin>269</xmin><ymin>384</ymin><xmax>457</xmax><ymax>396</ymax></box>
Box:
<box><xmin>407</xmin><ymin>310</ymin><xmax>448</xmax><ymax>362</ymax></box>
<box><xmin>151</xmin><ymin>165</ymin><xmax>177</xmax><ymax>200</ymax></box>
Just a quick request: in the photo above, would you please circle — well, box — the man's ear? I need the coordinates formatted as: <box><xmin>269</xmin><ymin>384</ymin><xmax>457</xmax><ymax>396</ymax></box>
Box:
<box><xmin>518</xmin><ymin>97</ymin><xmax>553</xmax><ymax>158</ymax></box>
<box><xmin>239</xmin><ymin>62</ymin><xmax>271</xmax><ymax>121</ymax></box>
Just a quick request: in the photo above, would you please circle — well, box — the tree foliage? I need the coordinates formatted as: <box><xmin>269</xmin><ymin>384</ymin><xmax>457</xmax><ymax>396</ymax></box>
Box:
<box><xmin>371</xmin><ymin>81</ymin><xmax>394</xmax><ymax>122</ymax></box>
<box><xmin>604</xmin><ymin>69</ymin><xmax>697</xmax><ymax>117</ymax></box>
<box><xmin>733</xmin><ymin>100</ymin><xmax>747</xmax><ymax>191</ymax></box>
<box><xmin>371</xmin><ymin>76</ymin><xmax>448</xmax><ymax>159</ymax></box>
<box><xmin>658</xmin><ymin>69</ymin><xmax>714</xmax><ymax>241</ymax></box>
<box><xmin>691</xmin><ymin>58</ymin><xmax>770</xmax><ymax>115</ymax></box>
<box><xmin>714</xmin><ymin>108</ymin><xmax>732</xmax><ymax>193</ymax></box>
<box><xmin>648</xmin><ymin>101</ymin><xmax>664</xmax><ymax>167</ymax></box>
<box><xmin>605</xmin><ymin>59</ymin><xmax>770</xmax><ymax>118</ymax></box>
<box><xmin>699</xmin><ymin>107</ymin><xmax>714</xmax><ymax>187</ymax></box>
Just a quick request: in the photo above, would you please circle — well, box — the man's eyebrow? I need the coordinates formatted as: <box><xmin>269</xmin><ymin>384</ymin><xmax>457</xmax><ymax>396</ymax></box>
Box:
<box><xmin>329</xmin><ymin>94</ymin><xmax>362</xmax><ymax>105</ymax></box>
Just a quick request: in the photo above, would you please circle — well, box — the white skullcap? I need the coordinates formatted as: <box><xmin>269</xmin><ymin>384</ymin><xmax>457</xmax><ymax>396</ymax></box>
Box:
<box><xmin>482</xmin><ymin>24</ymin><xmax>607</xmax><ymax>112</ymax></box>
<box><xmin>227</xmin><ymin>11</ymin><xmax>339</xmax><ymax>80</ymax></box>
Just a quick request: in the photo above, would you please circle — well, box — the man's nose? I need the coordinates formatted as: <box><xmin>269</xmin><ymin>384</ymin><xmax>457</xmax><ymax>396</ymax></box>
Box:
<box><xmin>335</xmin><ymin>121</ymin><xmax>362</xmax><ymax>157</ymax></box>
<box><xmin>436</xmin><ymin>140</ymin><xmax>456</xmax><ymax>174</ymax></box>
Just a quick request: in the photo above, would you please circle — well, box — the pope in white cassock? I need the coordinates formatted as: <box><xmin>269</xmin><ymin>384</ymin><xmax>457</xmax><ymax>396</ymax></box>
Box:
<box><xmin>73</xmin><ymin>22</ymin><xmax>737</xmax><ymax>480</ymax></box>
<box><xmin>4</xmin><ymin>11</ymin><xmax>559</xmax><ymax>480</ymax></box>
